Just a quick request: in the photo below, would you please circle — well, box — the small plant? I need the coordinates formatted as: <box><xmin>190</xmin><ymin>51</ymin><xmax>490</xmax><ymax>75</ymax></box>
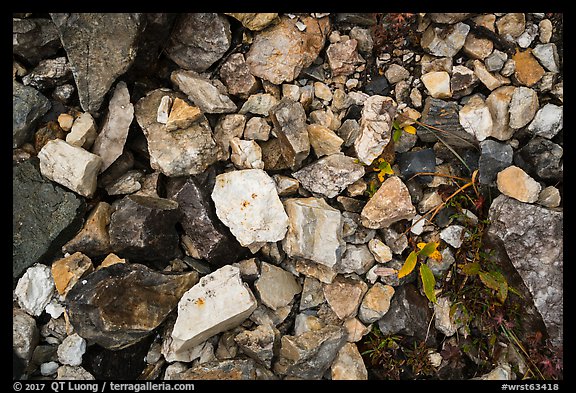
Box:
<box><xmin>404</xmin><ymin>341</ymin><xmax>436</xmax><ymax>378</ymax></box>
<box><xmin>360</xmin><ymin>326</ymin><xmax>405</xmax><ymax>380</ymax></box>
<box><xmin>392</xmin><ymin>120</ymin><xmax>417</xmax><ymax>143</ymax></box>
<box><xmin>397</xmin><ymin>241</ymin><xmax>442</xmax><ymax>303</ymax></box>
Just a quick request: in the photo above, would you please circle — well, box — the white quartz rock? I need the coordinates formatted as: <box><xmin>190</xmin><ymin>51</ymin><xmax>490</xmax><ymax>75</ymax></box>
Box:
<box><xmin>14</xmin><ymin>264</ymin><xmax>56</xmax><ymax>317</ymax></box>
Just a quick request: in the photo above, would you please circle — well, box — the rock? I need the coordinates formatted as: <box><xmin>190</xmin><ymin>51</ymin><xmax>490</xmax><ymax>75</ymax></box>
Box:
<box><xmin>358</xmin><ymin>282</ymin><xmax>395</xmax><ymax>324</ymax></box>
<box><xmin>512</xmin><ymin>49</ymin><xmax>545</xmax><ymax>87</ymax></box>
<box><xmin>488</xmin><ymin>194</ymin><xmax>563</xmax><ymax>346</ymax></box>
<box><xmin>462</xmin><ymin>32</ymin><xmax>493</xmax><ymax>60</ymax></box>
<box><xmin>165</xmin><ymin>13</ymin><xmax>230</xmax><ymax>72</ymax></box>
<box><xmin>440</xmin><ymin>225</ymin><xmax>466</xmax><ymax>248</ymax></box>
<box><xmin>15</xmin><ymin>264</ymin><xmax>55</xmax><ymax>316</ymax></box>
<box><xmin>330</xmin><ymin>342</ymin><xmax>368</xmax><ymax>380</ymax></box>
<box><xmin>274</xmin><ymin>324</ymin><xmax>347</xmax><ymax>379</ymax></box>
<box><xmin>230</xmin><ymin>138</ymin><xmax>265</xmax><ymax>169</ymax></box>
<box><xmin>51</xmin><ymin>252</ymin><xmax>94</xmax><ymax>296</ymax></box>
<box><xmin>473</xmin><ymin>363</ymin><xmax>513</xmax><ymax>380</ymax></box>
<box><xmin>66</xmin><ymin>263</ymin><xmax>198</xmax><ymax>350</ymax></box>
<box><xmin>273</xmin><ymin>175</ymin><xmax>300</xmax><ymax>196</ymax></box>
<box><xmin>135</xmin><ymin>88</ymin><xmax>220</xmax><ymax>176</ymax></box>
<box><xmin>326</xmin><ymin>38</ymin><xmax>361</xmax><ymax>77</ymax></box>
<box><xmin>40</xmin><ymin>362</ymin><xmax>59</xmax><ymax>376</ymax></box>
<box><xmin>343</xmin><ymin>318</ymin><xmax>370</xmax><ymax>343</ymax></box>
<box><xmin>246</xmin><ymin>15</ymin><xmax>329</xmax><ymax>84</ymax></box>
<box><xmin>323</xmin><ymin>275</ymin><xmax>368</xmax><ymax>320</ymax></box>
<box><xmin>537</xmin><ymin>186</ymin><xmax>561</xmax><ymax>208</ymax></box>
<box><xmin>109</xmin><ymin>195</ymin><xmax>180</xmax><ymax>262</ymax></box>
<box><xmin>239</xmin><ymin>93</ymin><xmax>279</xmax><ymax>116</ymax></box>
<box><xmin>269</xmin><ymin>97</ymin><xmax>310</xmax><ymax>169</ymax></box>
<box><xmin>450</xmin><ymin>65</ymin><xmax>477</xmax><ymax>98</ymax></box>
<box><xmin>219</xmin><ymin>53</ymin><xmax>259</xmax><ymax>98</ymax></box>
<box><xmin>56</xmin><ymin>365</ymin><xmax>95</xmax><ymax>380</ymax></box>
<box><xmin>260</xmin><ymin>138</ymin><xmax>291</xmax><ymax>171</ymax></box>
<box><xmin>234</xmin><ymin>323</ymin><xmax>279</xmax><ymax>368</ymax></box>
<box><xmin>171</xmin><ymin>69</ymin><xmax>237</xmax><ymax>113</ymax></box>
<box><xmin>509</xmin><ymin>86</ymin><xmax>539</xmax><ymax>129</ymax></box>
<box><xmin>225</xmin><ymin>13</ymin><xmax>278</xmax><ymax>31</ymax></box>
<box><xmin>22</xmin><ymin>56</ymin><xmax>72</xmax><ymax>90</ymax></box>
<box><xmin>385</xmin><ymin>64</ymin><xmax>410</xmax><ymax>84</ymax></box>
<box><xmin>434</xmin><ymin>297</ymin><xmax>459</xmax><ymax>336</ymax></box>
<box><xmin>527</xmin><ymin>103</ymin><xmax>563</xmax><ymax>139</ymax></box>
<box><xmin>532</xmin><ymin>43</ymin><xmax>560</xmax><ymax>73</ymax></box>
<box><xmin>293</xmin><ymin>153</ymin><xmax>364</xmax><ymax>199</ymax></box>
<box><xmin>485</xmin><ymin>85</ymin><xmax>516</xmax><ymax>140</ymax></box>
<box><xmin>50</xmin><ymin>13</ymin><xmax>143</xmax><ymax>113</ymax></box>
<box><xmin>428</xmin><ymin>13</ymin><xmax>472</xmax><ymax>24</ymax></box>
<box><xmin>299</xmin><ymin>277</ymin><xmax>325</xmax><ymax>310</ymax></box>
<box><xmin>282</xmin><ymin>197</ymin><xmax>344</xmax><ymax>268</ymax></box>
<box><xmin>307</xmin><ymin>124</ymin><xmax>344</xmax><ymax>157</ymax></box>
<box><xmin>13</xmin><ymin>81</ymin><xmax>51</xmax><ymax>148</ymax></box>
<box><xmin>337</xmin><ymin>244</ymin><xmax>375</xmax><ymax>275</ymax></box>
<box><xmin>58</xmin><ymin>113</ymin><xmax>74</xmax><ymax>131</ymax></box>
<box><xmin>421</xmin><ymin>22</ymin><xmax>470</xmax><ymax>57</ymax></box>
<box><xmin>13</xmin><ymin>158</ymin><xmax>85</xmax><ymax>279</ymax></box>
<box><xmin>478</xmin><ymin>139</ymin><xmax>514</xmax><ymax>185</ymax></box>
<box><xmin>421</xmin><ymin>71</ymin><xmax>452</xmax><ymax>99</ymax></box>
<box><xmin>213</xmin><ymin>114</ymin><xmax>246</xmax><ymax>160</ymax></box>
<box><xmin>255</xmin><ymin>262</ymin><xmax>302</xmax><ymax>310</ymax></box>
<box><xmin>538</xmin><ymin>19</ymin><xmax>553</xmax><ymax>43</ymax></box>
<box><xmin>418</xmin><ymin>97</ymin><xmax>477</xmax><ymax>148</ymax></box>
<box><xmin>66</xmin><ymin>112</ymin><xmax>97</xmax><ymax>149</ymax></box>
<box><xmin>495</xmin><ymin>13</ymin><xmax>525</xmax><ymax>38</ymax></box>
<box><xmin>57</xmin><ymin>334</ymin><xmax>86</xmax><ymax>366</ymax></box>
<box><xmin>354</xmin><ymin>95</ymin><xmax>397</xmax><ymax>165</ymax></box>
<box><xmin>368</xmin><ymin>238</ymin><xmax>393</xmax><ymax>263</ymax></box>
<box><xmin>176</xmin><ymin>359</ymin><xmax>276</xmax><ymax>380</ymax></box>
<box><xmin>170</xmin><ymin>265</ymin><xmax>257</xmax><ymax>357</ymax></box>
<box><xmin>165</xmin><ymin>98</ymin><xmax>202</xmax><ymax>132</ymax></box>
<box><xmin>473</xmin><ymin>60</ymin><xmax>510</xmax><ymax>91</ymax></box>
<box><xmin>38</xmin><ymin>139</ymin><xmax>102</xmax><ymax>198</ymax></box>
<box><xmin>363</xmin><ymin>76</ymin><xmax>390</xmax><ymax>96</ymax></box>
<box><xmin>485</xmin><ymin>49</ymin><xmax>508</xmax><ymax>72</ymax></box>
<box><xmin>397</xmin><ymin>148</ymin><xmax>436</xmax><ymax>184</ymax></box>
<box><xmin>244</xmin><ymin>117</ymin><xmax>271</xmax><ymax>141</ymax></box>
<box><xmin>514</xmin><ymin>137</ymin><xmax>563</xmax><ymax>181</ymax></box>
<box><xmin>62</xmin><ymin>202</ymin><xmax>111</xmax><ymax>257</ymax></box>
<box><xmin>13</xmin><ymin>17</ymin><xmax>61</xmax><ymax>64</ymax></box>
<box><xmin>52</xmin><ymin>84</ymin><xmax>75</xmax><ymax>103</ymax></box>
<box><xmin>496</xmin><ymin>165</ymin><xmax>542</xmax><ymax>203</ymax></box>
<box><xmin>314</xmin><ymin>81</ymin><xmax>333</xmax><ymax>102</ymax></box>
<box><xmin>294</xmin><ymin>314</ymin><xmax>325</xmax><ymax>335</ymax></box>
<box><xmin>13</xmin><ymin>308</ymin><xmax>39</xmax><ymax>364</ymax></box>
<box><xmin>459</xmin><ymin>94</ymin><xmax>493</xmax><ymax>142</ymax></box>
<box><xmin>361</xmin><ymin>176</ymin><xmax>416</xmax><ymax>229</ymax></box>
<box><xmin>104</xmin><ymin>170</ymin><xmax>144</xmax><ymax>195</ymax></box>
<box><xmin>517</xmin><ymin>23</ymin><xmax>538</xmax><ymax>48</ymax></box>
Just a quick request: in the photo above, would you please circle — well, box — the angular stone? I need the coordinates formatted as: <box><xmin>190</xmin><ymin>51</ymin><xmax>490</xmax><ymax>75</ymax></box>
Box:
<box><xmin>473</xmin><ymin>60</ymin><xmax>510</xmax><ymax>91</ymax></box>
<box><xmin>13</xmin><ymin>18</ymin><xmax>61</xmax><ymax>64</ymax></box>
<box><xmin>66</xmin><ymin>112</ymin><xmax>97</xmax><ymax>149</ymax></box>
<box><xmin>539</xmin><ymin>19</ymin><xmax>553</xmax><ymax>43</ymax></box>
<box><xmin>514</xmin><ymin>137</ymin><xmax>562</xmax><ymax>181</ymax></box>
<box><xmin>62</xmin><ymin>202</ymin><xmax>111</xmax><ymax>257</ymax></box>
<box><xmin>15</xmin><ymin>264</ymin><xmax>55</xmax><ymax>317</ymax></box>
<box><xmin>219</xmin><ymin>53</ymin><xmax>259</xmax><ymax>98</ymax></box>
<box><xmin>343</xmin><ymin>318</ymin><xmax>370</xmax><ymax>343</ymax></box>
<box><xmin>307</xmin><ymin>124</ymin><xmax>343</xmax><ymax>157</ymax></box>
<box><xmin>135</xmin><ymin>88</ymin><xmax>219</xmax><ymax>177</ymax></box>
<box><xmin>497</xmin><ymin>166</ymin><xmax>542</xmax><ymax>203</ymax></box>
<box><xmin>323</xmin><ymin>275</ymin><xmax>368</xmax><ymax>320</ymax></box>
<box><xmin>434</xmin><ymin>297</ymin><xmax>459</xmax><ymax>336</ymax></box>
<box><xmin>57</xmin><ymin>334</ymin><xmax>86</xmax><ymax>366</ymax></box>
<box><xmin>260</xmin><ymin>138</ymin><xmax>291</xmax><ymax>171</ymax></box>
<box><xmin>478</xmin><ymin>139</ymin><xmax>513</xmax><ymax>185</ymax></box>
<box><xmin>177</xmin><ymin>359</ymin><xmax>275</xmax><ymax>380</ymax></box>
<box><xmin>517</xmin><ymin>23</ymin><xmax>538</xmax><ymax>48</ymax></box>
<box><xmin>527</xmin><ymin>103</ymin><xmax>563</xmax><ymax>139</ymax></box>
<box><xmin>171</xmin><ymin>69</ymin><xmax>237</xmax><ymax>113</ymax></box>
<box><xmin>384</xmin><ymin>64</ymin><xmax>410</xmax><ymax>85</ymax></box>
<box><xmin>282</xmin><ymin>197</ymin><xmax>344</xmax><ymax>268</ymax></box>
<box><xmin>327</xmin><ymin>38</ymin><xmax>361</xmax><ymax>77</ymax></box>
<box><xmin>38</xmin><ymin>139</ymin><xmax>102</xmax><ymax>198</ymax></box>
<box><xmin>509</xmin><ymin>86</ymin><xmax>538</xmax><ymax>129</ymax></box>
<box><xmin>273</xmin><ymin>175</ymin><xmax>299</xmax><ymax>196</ymax></box>
<box><xmin>229</xmin><ymin>138</ymin><xmax>265</xmax><ymax>170</ymax></box>
<box><xmin>165</xmin><ymin>13</ymin><xmax>230</xmax><ymax>72</ymax></box>
<box><xmin>354</xmin><ymin>95</ymin><xmax>397</xmax><ymax>165</ymax></box>
<box><xmin>13</xmin><ymin>81</ymin><xmax>51</xmax><ymax>148</ymax></box>
<box><xmin>462</xmin><ymin>32</ymin><xmax>493</xmax><ymax>60</ymax></box>
<box><xmin>269</xmin><ymin>97</ymin><xmax>310</xmax><ymax>169</ymax></box>
<box><xmin>299</xmin><ymin>276</ymin><xmax>325</xmax><ymax>310</ymax></box>
<box><xmin>171</xmin><ymin>265</ymin><xmax>257</xmax><ymax>356</ymax></box>
<box><xmin>13</xmin><ymin>307</ymin><xmax>39</xmax><ymax>364</ymax></box>
<box><xmin>495</xmin><ymin>13</ymin><xmax>525</xmax><ymax>38</ymax></box>
<box><xmin>211</xmin><ymin>169</ymin><xmax>288</xmax><ymax>250</ymax></box>
<box><xmin>244</xmin><ymin>117</ymin><xmax>271</xmax><ymax>141</ymax></box>
<box><xmin>485</xmin><ymin>49</ymin><xmax>508</xmax><ymax>72</ymax></box>
<box><xmin>239</xmin><ymin>93</ymin><xmax>278</xmax><ymax>116</ymax></box>
<box><xmin>337</xmin><ymin>244</ymin><xmax>375</xmax><ymax>275</ymax></box>
<box><xmin>50</xmin><ymin>13</ymin><xmax>143</xmax><ymax>113</ymax></box>
<box><xmin>255</xmin><ymin>262</ymin><xmax>302</xmax><ymax>310</ymax></box>
<box><xmin>501</xmin><ymin>59</ymin><xmax>516</xmax><ymax>77</ymax></box>
<box><xmin>98</xmin><ymin>253</ymin><xmax>125</xmax><ymax>270</ymax></box>
<box><xmin>67</xmin><ymin>263</ymin><xmax>197</xmax><ymax>350</ymax></box>
<box><xmin>358</xmin><ymin>282</ymin><xmax>395</xmax><ymax>324</ymax></box>
<box><xmin>331</xmin><ymin>342</ymin><xmax>368</xmax><ymax>380</ymax></box>
<box><xmin>440</xmin><ymin>225</ymin><xmax>466</xmax><ymax>248</ymax></box>
<box><xmin>246</xmin><ymin>15</ymin><xmax>329</xmax><ymax>84</ymax></box>
<box><xmin>108</xmin><ymin>195</ymin><xmax>181</xmax><ymax>262</ymax></box>
<box><xmin>537</xmin><ymin>186</ymin><xmax>561</xmax><ymax>208</ymax></box>
<box><xmin>22</xmin><ymin>56</ymin><xmax>72</xmax><ymax>90</ymax></box>
<box><xmin>213</xmin><ymin>114</ymin><xmax>246</xmax><ymax>160</ymax></box>
<box><xmin>488</xmin><ymin>194</ymin><xmax>563</xmax><ymax>346</ymax></box>
<box><xmin>361</xmin><ymin>176</ymin><xmax>416</xmax><ymax>229</ymax></box>
<box><xmin>165</xmin><ymin>98</ymin><xmax>202</xmax><ymax>131</ymax></box>
<box><xmin>421</xmin><ymin>71</ymin><xmax>451</xmax><ymax>99</ymax></box>
<box><xmin>459</xmin><ymin>94</ymin><xmax>493</xmax><ymax>142</ymax></box>
<box><xmin>368</xmin><ymin>238</ymin><xmax>393</xmax><ymax>263</ymax></box>
<box><xmin>418</xmin><ymin>97</ymin><xmax>477</xmax><ymax>147</ymax></box>
<box><xmin>397</xmin><ymin>148</ymin><xmax>436</xmax><ymax>184</ymax></box>
<box><xmin>56</xmin><ymin>365</ymin><xmax>95</xmax><ymax>380</ymax></box>
<box><xmin>421</xmin><ymin>22</ymin><xmax>470</xmax><ymax>57</ymax></box>
<box><xmin>512</xmin><ymin>49</ymin><xmax>545</xmax><ymax>87</ymax></box>
<box><xmin>274</xmin><ymin>325</ymin><xmax>347</xmax><ymax>379</ymax></box>
<box><xmin>234</xmin><ymin>323</ymin><xmax>279</xmax><ymax>368</ymax></box>
<box><xmin>485</xmin><ymin>85</ymin><xmax>516</xmax><ymax>140</ymax></box>
<box><xmin>51</xmin><ymin>252</ymin><xmax>94</xmax><ymax>296</ymax></box>
<box><xmin>225</xmin><ymin>13</ymin><xmax>278</xmax><ymax>31</ymax></box>
<box><xmin>104</xmin><ymin>170</ymin><xmax>144</xmax><ymax>195</ymax></box>
<box><xmin>13</xmin><ymin>159</ymin><xmax>85</xmax><ymax>279</ymax></box>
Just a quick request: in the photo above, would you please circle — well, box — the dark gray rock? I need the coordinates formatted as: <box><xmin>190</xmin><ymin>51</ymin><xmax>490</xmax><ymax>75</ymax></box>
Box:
<box><xmin>377</xmin><ymin>283</ymin><xmax>436</xmax><ymax>346</ymax></box>
<box><xmin>166</xmin><ymin>170</ymin><xmax>244</xmax><ymax>267</ymax></box>
<box><xmin>66</xmin><ymin>263</ymin><xmax>198</xmax><ymax>350</ymax></box>
<box><xmin>175</xmin><ymin>359</ymin><xmax>277</xmax><ymax>380</ymax></box>
<box><xmin>13</xmin><ymin>81</ymin><xmax>51</xmax><ymax>148</ymax></box>
<box><xmin>478</xmin><ymin>139</ymin><xmax>513</xmax><ymax>185</ymax></box>
<box><xmin>130</xmin><ymin>13</ymin><xmax>177</xmax><ymax>75</ymax></box>
<box><xmin>13</xmin><ymin>158</ymin><xmax>85</xmax><ymax>279</ymax></box>
<box><xmin>13</xmin><ymin>18</ymin><xmax>62</xmax><ymax>64</ymax></box>
<box><xmin>108</xmin><ymin>195</ymin><xmax>181</xmax><ymax>263</ymax></box>
<box><xmin>363</xmin><ymin>76</ymin><xmax>390</xmax><ymax>96</ymax></box>
<box><xmin>513</xmin><ymin>136</ymin><xmax>563</xmax><ymax>181</ymax></box>
<box><xmin>488</xmin><ymin>195</ymin><xmax>563</xmax><ymax>346</ymax></box>
<box><xmin>165</xmin><ymin>13</ymin><xmax>231</xmax><ymax>72</ymax></box>
<box><xmin>397</xmin><ymin>148</ymin><xmax>436</xmax><ymax>184</ymax></box>
<box><xmin>50</xmin><ymin>13</ymin><xmax>144</xmax><ymax>113</ymax></box>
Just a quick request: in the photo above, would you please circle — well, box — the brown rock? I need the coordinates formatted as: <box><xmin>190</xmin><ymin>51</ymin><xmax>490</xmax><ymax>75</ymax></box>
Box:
<box><xmin>496</xmin><ymin>166</ymin><xmax>542</xmax><ymax>203</ymax></box>
<box><xmin>62</xmin><ymin>202</ymin><xmax>112</xmax><ymax>257</ymax></box>
<box><xmin>326</xmin><ymin>38</ymin><xmax>361</xmax><ymax>77</ymax></box>
<box><xmin>219</xmin><ymin>53</ymin><xmax>259</xmax><ymax>98</ymax></box>
<box><xmin>97</xmin><ymin>253</ymin><xmax>125</xmax><ymax>270</ymax></box>
<box><xmin>512</xmin><ymin>49</ymin><xmax>545</xmax><ymax>87</ymax></box>
<box><xmin>495</xmin><ymin>13</ymin><xmax>525</xmax><ymax>38</ymax></box>
<box><xmin>225</xmin><ymin>13</ymin><xmax>279</xmax><ymax>31</ymax></box>
<box><xmin>360</xmin><ymin>176</ymin><xmax>416</xmax><ymax>229</ymax></box>
<box><xmin>51</xmin><ymin>252</ymin><xmax>94</xmax><ymax>296</ymax></box>
<box><xmin>165</xmin><ymin>98</ymin><xmax>202</xmax><ymax>131</ymax></box>
<box><xmin>462</xmin><ymin>33</ymin><xmax>493</xmax><ymax>60</ymax></box>
<box><xmin>323</xmin><ymin>275</ymin><xmax>368</xmax><ymax>320</ymax></box>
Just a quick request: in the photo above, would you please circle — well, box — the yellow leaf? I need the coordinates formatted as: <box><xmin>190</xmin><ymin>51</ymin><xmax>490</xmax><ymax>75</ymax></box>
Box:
<box><xmin>417</xmin><ymin>242</ymin><xmax>440</xmax><ymax>258</ymax></box>
<box><xmin>403</xmin><ymin>125</ymin><xmax>417</xmax><ymax>134</ymax></box>
<box><xmin>397</xmin><ymin>251</ymin><xmax>418</xmax><ymax>279</ymax></box>
<box><xmin>378</xmin><ymin>172</ymin><xmax>385</xmax><ymax>182</ymax></box>
<box><xmin>429</xmin><ymin>250</ymin><xmax>443</xmax><ymax>261</ymax></box>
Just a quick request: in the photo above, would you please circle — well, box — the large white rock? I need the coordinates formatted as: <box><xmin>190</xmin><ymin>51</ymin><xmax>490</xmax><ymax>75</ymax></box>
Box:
<box><xmin>170</xmin><ymin>265</ymin><xmax>257</xmax><ymax>357</ymax></box>
<box><xmin>527</xmin><ymin>103</ymin><xmax>563</xmax><ymax>139</ymax></box>
<box><xmin>57</xmin><ymin>333</ymin><xmax>86</xmax><ymax>366</ymax></box>
<box><xmin>14</xmin><ymin>263</ymin><xmax>55</xmax><ymax>317</ymax></box>
<box><xmin>459</xmin><ymin>94</ymin><xmax>493</xmax><ymax>142</ymax></box>
<box><xmin>38</xmin><ymin>139</ymin><xmax>103</xmax><ymax>198</ymax></box>
<box><xmin>282</xmin><ymin>197</ymin><xmax>345</xmax><ymax>268</ymax></box>
<box><xmin>211</xmin><ymin>169</ymin><xmax>289</xmax><ymax>251</ymax></box>
<box><xmin>354</xmin><ymin>95</ymin><xmax>397</xmax><ymax>165</ymax></box>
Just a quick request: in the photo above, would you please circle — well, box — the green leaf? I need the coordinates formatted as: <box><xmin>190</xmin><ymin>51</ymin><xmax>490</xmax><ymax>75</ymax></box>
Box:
<box><xmin>461</xmin><ymin>262</ymin><xmax>481</xmax><ymax>276</ymax></box>
<box><xmin>478</xmin><ymin>270</ymin><xmax>508</xmax><ymax>303</ymax></box>
<box><xmin>420</xmin><ymin>263</ymin><xmax>437</xmax><ymax>303</ymax></box>
<box><xmin>418</xmin><ymin>242</ymin><xmax>439</xmax><ymax>258</ymax></box>
<box><xmin>397</xmin><ymin>251</ymin><xmax>418</xmax><ymax>279</ymax></box>
<box><xmin>378</xmin><ymin>160</ymin><xmax>394</xmax><ymax>175</ymax></box>
<box><xmin>393</xmin><ymin>127</ymin><xmax>403</xmax><ymax>142</ymax></box>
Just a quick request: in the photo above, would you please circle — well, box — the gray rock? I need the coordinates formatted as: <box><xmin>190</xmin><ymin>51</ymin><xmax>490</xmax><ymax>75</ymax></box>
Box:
<box><xmin>397</xmin><ymin>148</ymin><xmax>436</xmax><ymax>184</ymax></box>
<box><xmin>13</xmin><ymin>17</ymin><xmax>61</xmax><ymax>64</ymax></box>
<box><xmin>532</xmin><ymin>43</ymin><xmax>560</xmax><ymax>73</ymax></box>
<box><xmin>269</xmin><ymin>97</ymin><xmax>310</xmax><ymax>169</ymax></box>
<box><xmin>175</xmin><ymin>359</ymin><xmax>276</xmax><ymax>380</ymax></box>
<box><xmin>517</xmin><ymin>23</ymin><xmax>538</xmax><ymax>48</ymax></box>
<box><xmin>354</xmin><ymin>95</ymin><xmax>397</xmax><ymax>165</ymax></box>
<box><xmin>450</xmin><ymin>65</ymin><xmax>478</xmax><ymax>98</ymax></box>
<box><xmin>234</xmin><ymin>323</ymin><xmax>279</xmax><ymax>368</ymax></box>
<box><xmin>104</xmin><ymin>170</ymin><xmax>144</xmax><ymax>195</ymax></box>
<box><xmin>56</xmin><ymin>365</ymin><xmax>95</xmax><ymax>380</ymax></box>
<box><xmin>67</xmin><ymin>263</ymin><xmax>198</xmax><ymax>350</ymax></box>
<box><xmin>488</xmin><ymin>195</ymin><xmax>563</xmax><ymax>346</ymax></box>
<box><xmin>537</xmin><ymin>186</ymin><xmax>561</xmax><ymax>208</ymax></box>
<box><xmin>108</xmin><ymin>195</ymin><xmax>181</xmax><ymax>263</ymax></box>
<box><xmin>171</xmin><ymin>69</ymin><xmax>237</xmax><ymax>114</ymax></box>
<box><xmin>337</xmin><ymin>244</ymin><xmax>376</xmax><ymax>275</ymax></box>
<box><xmin>385</xmin><ymin>64</ymin><xmax>410</xmax><ymax>84</ymax></box>
<box><xmin>300</xmin><ymin>277</ymin><xmax>325</xmax><ymax>311</ymax></box>
<box><xmin>165</xmin><ymin>13</ymin><xmax>231</xmax><ymax>72</ymax></box>
<box><xmin>22</xmin><ymin>57</ymin><xmax>72</xmax><ymax>90</ymax></box>
<box><xmin>514</xmin><ymin>136</ymin><xmax>563</xmax><ymax>181</ymax></box>
<box><xmin>337</xmin><ymin>119</ymin><xmax>361</xmax><ymax>148</ymax></box>
<box><xmin>13</xmin><ymin>81</ymin><xmax>51</xmax><ymax>148</ymax></box>
<box><xmin>509</xmin><ymin>87</ymin><xmax>539</xmax><ymax>129</ymax></box>
<box><xmin>13</xmin><ymin>159</ymin><xmax>85</xmax><ymax>279</ymax></box>
<box><xmin>440</xmin><ymin>225</ymin><xmax>466</xmax><ymax>248</ymax></box>
<box><xmin>13</xmin><ymin>308</ymin><xmax>39</xmax><ymax>364</ymax></box>
<box><xmin>527</xmin><ymin>103</ymin><xmax>563</xmax><ymax>139</ymax></box>
<box><xmin>485</xmin><ymin>49</ymin><xmax>508</xmax><ymax>72</ymax></box>
<box><xmin>255</xmin><ymin>262</ymin><xmax>302</xmax><ymax>310</ymax></box>
<box><xmin>330</xmin><ymin>342</ymin><xmax>368</xmax><ymax>380</ymax></box>
<box><xmin>349</xmin><ymin>26</ymin><xmax>373</xmax><ymax>54</ymax></box>
<box><xmin>50</xmin><ymin>13</ymin><xmax>143</xmax><ymax>113</ymax></box>
<box><xmin>421</xmin><ymin>22</ymin><xmax>470</xmax><ymax>57</ymax></box>
<box><xmin>478</xmin><ymin>139</ymin><xmax>513</xmax><ymax>185</ymax></box>
<box><xmin>418</xmin><ymin>97</ymin><xmax>477</xmax><ymax>148</ymax></box>
<box><xmin>239</xmin><ymin>93</ymin><xmax>278</xmax><ymax>116</ymax></box>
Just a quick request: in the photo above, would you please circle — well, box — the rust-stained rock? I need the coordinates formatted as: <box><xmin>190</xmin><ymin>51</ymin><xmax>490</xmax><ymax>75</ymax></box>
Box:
<box><xmin>51</xmin><ymin>252</ymin><xmax>94</xmax><ymax>296</ymax></box>
<box><xmin>62</xmin><ymin>202</ymin><xmax>112</xmax><ymax>258</ymax></box>
<box><xmin>512</xmin><ymin>49</ymin><xmax>545</xmax><ymax>87</ymax></box>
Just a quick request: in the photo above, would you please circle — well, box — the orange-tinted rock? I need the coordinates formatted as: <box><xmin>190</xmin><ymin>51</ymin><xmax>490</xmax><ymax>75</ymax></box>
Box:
<box><xmin>512</xmin><ymin>49</ymin><xmax>545</xmax><ymax>87</ymax></box>
<box><xmin>51</xmin><ymin>252</ymin><xmax>94</xmax><ymax>296</ymax></box>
